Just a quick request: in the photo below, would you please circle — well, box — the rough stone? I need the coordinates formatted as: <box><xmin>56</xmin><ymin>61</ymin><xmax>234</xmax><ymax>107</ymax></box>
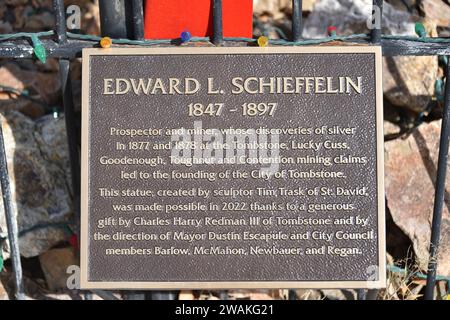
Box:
<box><xmin>0</xmin><ymin>21</ymin><xmax>12</xmax><ymax>33</ymax></box>
<box><xmin>385</xmin><ymin>120</ymin><xmax>450</xmax><ymax>276</ymax></box>
<box><xmin>385</xmin><ymin>0</ymin><xmax>417</xmax><ymax>12</ymax></box>
<box><xmin>303</xmin><ymin>0</ymin><xmax>418</xmax><ymax>37</ymax></box>
<box><xmin>384</xmin><ymin>120</ymin><xmax>401</xmax><ymax>136</ymax></box>
<box><xmin>178</xmin><ymin>290</ymin><xmax>195</xmax><ymax>300</ymax></box>
<box><xmin>383</xmin><ymin>56</ymin><xmax>438</xmax><ymax>112</ymax></box>
<box><xmin>0</xmin><ymin>98</ymin><xmax>45</xmax><ymax>120</ymax></box>
<box><xmin>23</xmin><ymin>11</ymin><xmax>54</xmax><ymax>30</ymax></box>
<box><xmin>0</xmin><ymin>281</ymin><xmax>8</xmax><ymax>300</ymax></box>
<box><xmin>253</xmin><ymin>0</ymin><xmax>317</xmax><ymax>16</ymax></box>
<box><xmin>0</xmin><ymin>63</ymin><xmax>61</xmax><ymax>107</ymax></box>
<box><xmin>0</xmin><ymin>111</ymin><xmax>72</xmax><ymax>259</ymax></box>
<box><xmin>420</xmin><ymin>0</ymin><xmax>450</xmax><ymax>27</ymax></box>
<box><xmin>303</xmin><ymin>1</ymin><xmax>438</xmax><ymax>113</ymax></box>
<box><xmin>294</xmin><ymin>289</ymin><xmax>322</xmax><ymax>300</ymax></box>
<box><xmin>39</xmin><ymin>247</ymin><xmax>78</xmax><ymax>291</ymax></box>
<box><xmin>321</xmin><ymin>289</ymin><xmax>356</xmax><ymax>300</ymax></box>
<box><xmin>227</xmin><ymin>290</ymin><xmax>274</xmax><ymax>300</ymax></box>
<box><xmin>253</xmin><ymin>0</ymin><xmax>290</xmax><ymax>16</ymax></box>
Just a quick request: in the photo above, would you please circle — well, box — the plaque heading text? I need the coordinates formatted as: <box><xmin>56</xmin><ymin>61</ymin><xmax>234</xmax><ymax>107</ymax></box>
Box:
<box><xmin>102</xmin><ymin>76</ymin><xmax>363</xmax><ymax>96</ymax></box>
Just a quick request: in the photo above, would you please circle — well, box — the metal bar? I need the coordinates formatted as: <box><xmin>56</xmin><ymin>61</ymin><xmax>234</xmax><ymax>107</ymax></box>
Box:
<box><xmin>3</xmin><ymin>38</ymin><xmax>450</xmax><ymax>58</ymax></box>
<box><xmin>99</xmin><ymin>0</ymin><xmax>128</xmax><ymax>38</ymax></box>
<box><xmin>424</xmin><ymin>57</ymin><xmax>450</xmax><ymax>300</ymax></box>
<box><xmin>59</xmin><ymin>59</ymin><xmax>81</xmax><ymax>217</ymax></box>
<box><xmin>146</xmin><ymin>291</ymin><xmax>179</xmax><ymax>300</ymax></box>
<box><xmin>52</xmin><ymin>0</ymin><xmax>81</xmax><ymax>234</ymax></box>
<box><xmin>218</xmin><ymin>291</ymin><xmax>228</xmax><ymax>300</ymax></box>
<box><xmin>292</xmin><ymin>0</ymin><xmax>302</xmax><ymax>42</ymax></box>
<box><xmin>131</xmin><ymin>0</ymin><xmax>144</xmax><ymax>40</ymax></box>
<box><xmin>366</xmin><ymin>289</ymin><xmax>379</xmax><ymax>300</ymax></box>
<box><xmin>0</xmin><ymin>121</ymin><xmax>25</xmax><ymax>300</ymax></box>
<box><xmin>212</xmin><ymin>0</ymin><xmax>223</xmax><ymax>45</ymax></box>
<box><xmin>371</xmin><ymin>0</ymin><xmax>383</xmax><ymax>43</ymax></box>
<box><xmin>288</xmin><ymin>289</ymin><xmax>297</xmax><ymax>300</ymax></box>
<box><xmin>53</xmin><ymin>0</ymin><xmax>67</xmax><ymax>43</ymax></box>
<box><xmin>357</xmin><ymin>289</ymin><xmax>366</xmax><ymax>300</ymax></box>
<box><xmin>123</xmin><ymin>292</ymin><xmax>145</xmax><ymax>300</ymax></box>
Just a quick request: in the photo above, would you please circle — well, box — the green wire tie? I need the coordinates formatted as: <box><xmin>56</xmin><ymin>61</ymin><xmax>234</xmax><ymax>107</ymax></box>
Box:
<box><xmin>31</xmin><ymin>34</ymin><xmax>46</xmax><ymax>64</ymax></box>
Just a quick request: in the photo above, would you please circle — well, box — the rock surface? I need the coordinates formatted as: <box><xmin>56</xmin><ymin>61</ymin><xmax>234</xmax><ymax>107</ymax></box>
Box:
<box><xmin>321</xmin><ymin>289</ymin><xmax>356</xmax><ymax>300</ymax></box>
<box><xmin>0</xmin><ymin>280</ymin><xmax>8</xmax><ymax>300</ymax></box>
<box><xmin>39</xmin><ymin>247</ymin><xmax>78</xmax><ymax>291</ymax></box>
<box><xmin>253</xmin><ymin>0</ymin><xmax>317</xmax><ymax>16</ymax></box>
<box><xmin>303</xmin><ymin>0</ymin><xmax>418</xmax><ymax>37</ymax></box>
<box><xmin>385</xmin><ymin>120</ymin><xmax>450</xmax><ymax>276</ymax></box>
<box><xmin>420</xmin><ymin>0</ymin><xmax>450</xmax><ymax>27</ymax></box>
<box><xmin>383</xmin><ymin>56</ymin><xmax>438</xmax><ymax>112</ymax></box>
<box><xmin>302</xmin><ymin>0</ymin><xmax>439</xmax><ymax>113</ymax></box>
<box><xmin>0</xmin><ymin>111</ymin><xmax>73</xmax><ymax>259</ymax></box>
<box><xmin>0</xmin><ymin>62</ymin><xmax>61</xmax><ymax>119</ymax></box>
<box><xmin>0</xmin><ymin>63</ymin><xmax>61</xmax><ymax>106</ymax></box>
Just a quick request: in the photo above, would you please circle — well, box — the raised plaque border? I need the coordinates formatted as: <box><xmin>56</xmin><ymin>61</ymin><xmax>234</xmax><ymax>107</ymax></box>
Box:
<box><xmin>80</xmin><ymin>46</ymin><xmax>385</xmax><ymax>289</ymax></box>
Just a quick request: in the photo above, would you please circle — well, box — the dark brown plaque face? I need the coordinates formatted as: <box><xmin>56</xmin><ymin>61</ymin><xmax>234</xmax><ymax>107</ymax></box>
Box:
<box><xmin>81</xmin><ymin>47</ymin><xmax>385</xmax><ymax>289</ymax></box>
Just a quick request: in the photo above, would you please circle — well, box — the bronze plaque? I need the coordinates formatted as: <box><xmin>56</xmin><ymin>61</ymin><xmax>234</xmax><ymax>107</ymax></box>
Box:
<box><xmin>81</xmin><ymin>47</ymin><xmax>385</xmax><ymax>289</ymax></box>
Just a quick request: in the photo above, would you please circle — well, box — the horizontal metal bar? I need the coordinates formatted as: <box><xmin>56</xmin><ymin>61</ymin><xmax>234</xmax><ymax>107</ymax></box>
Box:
<box><xmin>1</xmin><ymin>39</ymin><xmax>450</xmax><ymax>58</ymax></box>
<box><xmin>380</xmin><ymin>39</ymin><xmax>450</xmax><ymax>56</ymax></box>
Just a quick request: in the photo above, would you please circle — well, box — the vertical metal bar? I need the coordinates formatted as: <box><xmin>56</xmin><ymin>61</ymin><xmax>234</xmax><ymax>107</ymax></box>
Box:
<box><xmin>292</xmin><ymin>0</ymin><xmax>302</xmax><ymax>42</ymax></box>
<box><xmin>366</xmin><ymin>289</ymin><xmax>379</xmax><ymax>300</ymax></box>
<box><xmin>424</xmin><ymin>58</ymin><xmax>450</xmax><ymax>300</ymax></box>
<box><xmin>218</xmin><ymin>291</ymin><xmax>228</xmax><ymax>300</ymax></box>
<box><xmin>99</xmin><ymin>0</ymin><xmax>128</xmax><ymax>38</ymax></box>
<box><xmin>371</xmin><ymin>0</ymin><xmax>383</xmax><ymax>43</ymax></box>
<box><xmin>0</xmin><ymin>121</ymin><xmax>25</xmax><ymax>300</ymax></box>
<box><xmin>357</xmin><ymin>289</ymin><xmax>366</xmax><ymax>300</ymax></box>
<box><xmin>212</xmin><ymin>0</ymin><xmax>223</xmax><ymax>45</ymax></box>
<box><xmin>131</xmin><ymin>0</ymin><xmax>144</xmax><ymax>40</ymax></box>
<box><xmin>53</xmin><ymin>0</ymin><xmax>67</xmax><ymax>43</ymax></box>
<box><xmin>53</xmin><ymin>0</ymin><xmax>81</xmax><ymax>225</ymax></box>
<box><xmin>288</xmin><ymin>289</ymin><xmax>297</xmax><ymax>300</ymax></box>
<box><xmin>59</xmin><ymin>60</ymin><xmax>80</xmax><ymax>204</ymax></box>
